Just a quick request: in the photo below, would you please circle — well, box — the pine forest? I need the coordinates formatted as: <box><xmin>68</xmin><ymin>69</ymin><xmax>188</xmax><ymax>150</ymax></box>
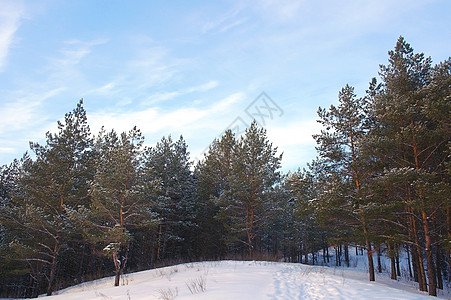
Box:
<box><xmin>0</xmin><ymin>37</ymin><xmax>450</xmax><ymax>298</ymax></box>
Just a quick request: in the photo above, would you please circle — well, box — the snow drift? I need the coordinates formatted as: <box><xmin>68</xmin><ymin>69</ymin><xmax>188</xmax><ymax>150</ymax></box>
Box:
<box><xmin>42</xmin><ymin>261</ymin><xmax>441</xmax><ymax>300</ymax></box>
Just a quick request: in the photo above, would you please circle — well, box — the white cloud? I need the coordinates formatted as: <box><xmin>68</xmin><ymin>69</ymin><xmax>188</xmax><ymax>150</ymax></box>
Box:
<box><xmin>144</xmin><ymin>80</ymin><xmax>219</xmax><ymax>105</ymax></box>
<box><xmin>266</xmin><ymin>119</ymin><xmax>321</xmax><ymax>170</ymax></box>
<box><xmin>266</xmin><ymin>119</ymin><xmax>320</xmax><ymax>147</ymax></box>
<box><xmin>256</xmin><ymin>0</ymin><xmax>305</xmax><ymax>21</ymax></box>
<box><xmin>202</xmin><ymin>6</ymin><xmax>246</xmax><ymax>34</ymax></box>
<box><xmin>0</xmin><ymin>87</ymin><xmax>65</xmax><ymax>136</ymax></box>
<box><xmin>0</xmin><ymin>87</ymin><xmax>67</xmax><ymax>165</ymax></box>
<box><xmin>119</xmin><ymin>46</ymin><xmax>179</xmax><ymax>94</ymax></box>
<box><xmin>87</xmin><ymin>82</ymin><xmax>117</xmax><ymax>96</ymax></box>
<box><xmin>210</xmin><ymin>92</ymin><xmax>244</xmax><ymax>112</ymax></box>
<box><xmin>0</xmin><ymin>0</ymin><xmax>25</xmax><ymax>72</ymax></box>
<box><xmin>53</xmin><ymin>38</ymin><xmax>109</xmax><ymax>66</ymax></box>
<box><xmin>219</xmin><ymin>18</ymin><xmax>248</xmax><ymax>33</ymax></box>
<box><xmin>0</xmin><ymin>147</ymin><xmax>15</xmax><ymax>154</ymax></box>
<box><xmin>89</xmin><ymin>91</ymin><xmax>243</xmax><ymax>135</ymax></box>
<box><xmin>186</xmin><ymin>80</ymin><xmax>219</xmax><ymax>93</ymax></box>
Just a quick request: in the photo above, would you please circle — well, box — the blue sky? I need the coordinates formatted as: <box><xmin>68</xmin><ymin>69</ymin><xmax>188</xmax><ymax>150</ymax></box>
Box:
<box><xmin>1</xmin><ymin>0</ymin><xmax>450</xmax><ymax>171</ymax></box>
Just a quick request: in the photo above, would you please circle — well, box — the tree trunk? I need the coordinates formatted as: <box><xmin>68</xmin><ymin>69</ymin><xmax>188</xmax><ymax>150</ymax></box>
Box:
<box><xmin>344</xmin><ymin>244</ymin><xmax>349</xmax><ymax>267</ymax></box>
<box><xmin>112</xmin><ymin>250</ymin><xmax>121</xmax><ymax>287</ymax></box>
<box><xmin>447</xmin><ymin>206</ymin><xmax>451</xmax><ymax>272</ymax></box>
<box><xmin>335</xmin><ymin>246</ymin><xmax>340</xmax><ymax>266</ymax></box>
<box><xmin>156</xmin><ymin>223</ymin><xmax>163</xmax><ymax>261</ymax></box>
<box><xmin>246</xmin><ymin>206</ymin><xmax>254</xmax><ymax>258</ymax></box>
<box><xmin>408</xmin><ymin>202</ymin><xmax>427</xmax><ymax>291</ymax></box>
<box><xmin>46</xmin><ymin>239</ymin><xmax>60</xmax><ymax>296</ymax></box>
<box><xmin>362</xmin><ymin>216</ymin><xmax>375</xmax><ymax>281</ymax></box>
<box><xmin>46</xmin><ymin>258</ymin><xmax>57</xmax><ymax>296</ymax></box>
<box><xmin>376</xmin><ymin>245</ymin><xmax>382</xmax><ymax>273</ymax></box>
<box><xmin>411</xmin><ymin>245</ymin><xmax>419</xmax><ymax>282</ymax></box>
<box><xmin>388</xmin><ymin>242</ymin><xmax>396</xmax><ymax>280</ymax></box>
<box><xmin>436</xmin><ymin>245</ymin><xmax>443</xmax><ymax>290</ymax></box>
<box><xmin>416</xmin><ymin>244</ymin><xmax>428</xmax><ymax>292</ymax></box>
<box><xmin>422</xmin><ymin>209</ymin><xmax>437</xmax><ymax>296</ymax></box>
<box><xmin>406</xmin><ymin>245</ymin><xmax>413</xmax><ymax>279</ymax></box>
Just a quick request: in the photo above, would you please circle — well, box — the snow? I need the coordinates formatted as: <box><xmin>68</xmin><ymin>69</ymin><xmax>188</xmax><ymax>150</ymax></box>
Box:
<box><xmin>34</xmin><ymin>260</ymin><xmax>441</xmax><ymax>300</ymax></box>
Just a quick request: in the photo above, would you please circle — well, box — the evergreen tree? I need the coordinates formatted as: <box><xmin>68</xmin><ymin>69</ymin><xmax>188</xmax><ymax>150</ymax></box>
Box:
<box><xmin>195</xmin><ymin>130</ymin><xmax>236</xmax><ymax>257</ymax></box>
<box><xmin>368</xmin><ymin>37</ymin><xmax>451</xmax><ymax>295</ymax></box>
<box><xmin>0</xmin><ymin>157</ymin><xmax>31</xmax><ymax>297</ymax></box>
<box><xmin>314</xmin><ymin>85</ymin><xmax>377</xmax><ymax>281</ymax></box>
<box><xmin>83</xmin><ymin>126</ymin><xmax>156</xmax><ymax>287</ymax></box>
<box><xmin>0</xmin><ymin>100</ymin><xmax>93</xmax><ymax>296</ymax></box>
<box><xmin>142</xmin><ymin>135</ymin><xmax>197</xmax><ymax>262</ymax></box>
<box><xmin>224</xmin><ymin>121</ymin><xmax>282</xmax><ymax>257</ymax></box>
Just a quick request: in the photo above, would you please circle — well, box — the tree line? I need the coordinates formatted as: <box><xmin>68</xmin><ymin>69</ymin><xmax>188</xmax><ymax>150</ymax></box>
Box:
<box><xmin>0</xmin><ymin>37</ymin><xmax>449</xmax><ymax>297</ymax></box>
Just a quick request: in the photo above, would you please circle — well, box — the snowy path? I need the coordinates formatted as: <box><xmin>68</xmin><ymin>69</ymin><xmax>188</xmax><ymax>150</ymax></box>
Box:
<box><xmin>27</xmin><ymin>261</ymin><xmax>440</xmax><ymax>300</ymax></box>
<box><xmin>268</xmin><ymin>264</ymin><xmax>434</xmax><ymax>300</ymax></box>
<box><xmin>270</xmin><ymin>265</ymin><xmax>304</xmax><ymax>299</ymax></box>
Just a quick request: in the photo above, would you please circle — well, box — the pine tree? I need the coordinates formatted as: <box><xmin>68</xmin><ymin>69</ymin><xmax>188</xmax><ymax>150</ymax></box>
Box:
<box><xmin>314</xmin><ymin>85</ymin><xmax>377</xmax><ymax>281</ymax></box>
<box><xmin>0</xmin><ymin>157</ymin><xmax>32</xmax><ymax>297</ymax></box>
<box><xmin>84</xmin><ymin>126</ymin><xmax>156</xmax><ymax>287</ymax></box>
<box><xmin>226</xmin><ymin>121</ymin><xmax>282</xmax><ymax>257</ymax></box>
<box><xmin>285</xmin><ymin>166</ymin><xmax>331</xmax><ymax>264</ymax></box>
<box><xmin>195</xmin><ymin>130</ymin><xmax>236</xmax><ymax>257</ymax></box>
<box><xmin>0</xmin><ymin>100</ymin><xmax>93</xmax><ymax>296</ymax></box>
<box><xmin>368</xmin><ymin>37</ymin><xmax>451</xmax><ymax>296</ymax></box>
<box><xmin>142</xmin><ymin>135</ymin><xmax>197</xmax><ymax>262</ymax></box>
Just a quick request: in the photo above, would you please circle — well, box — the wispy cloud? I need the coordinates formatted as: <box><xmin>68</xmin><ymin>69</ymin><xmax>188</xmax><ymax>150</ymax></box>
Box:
<box><xmin>89</xmin><ymin>91</ymin><xmax>243</xmax><ymax>134</ymax></box>
<box><xmin>202</xmin><ymin>6</ymin><xmax>246</xmax><ymax>34</ymax></box>
<box><xmin>120</xmin><ymin>46</ymin><xmax>179</xmax><ymax>94</ymax></box>
<box><xmin>87</xmin><ymin>82</ymin><xmax>118</xmax><ymax>96</ymax></box>
<box><xmin>0</xmin><ymin>87</ymin><xmax>66</xmax><ymax>163</ymax></box>
<box><xmin>0</xmin><ymin>0</ymin><xmax>25</xmax><ymax>72</ymax></box>
<box><xmin>144</xmin><ymin>80</ymin><xmax>219</xmax><ymax>105</ymax></box>
<box><xmin>219</xmin><ymin>18</ymin><xmax>248</xmax><ymax>33</ymax></box>
<box><xmin>53</xmin><ymin>38</ymin><xmax>109</xmax><ymax>67</ymax></box>
<box><xmin>210</xmin><ymin>92</ymin><xmax>243</xmax><ymax>112</ymax></box>
<box><xmin>0</xmin><ymin>87</ymin><xmax>66</xmax><ymax>136</ymax></box>
<box><xmin>256</xmin><ymin>0</ymin><xmax>305</xmax><ymax>22</ymax></box>
<box><xmin>0</xmin><ymin>147</ymin><xmax>15</xmax><ymax>154</ymax></box>
<box><xmin>83</xmin><ymin>44</ymin><xmax>197</xmax><ymax>107</ymax></box>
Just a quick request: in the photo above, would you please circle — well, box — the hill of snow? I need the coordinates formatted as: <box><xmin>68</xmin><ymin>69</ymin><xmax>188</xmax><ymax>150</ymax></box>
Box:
<box><xmin>36</xmin><ymin>260</ymin><xmax>444</xmax><ymax>300</ymax></box>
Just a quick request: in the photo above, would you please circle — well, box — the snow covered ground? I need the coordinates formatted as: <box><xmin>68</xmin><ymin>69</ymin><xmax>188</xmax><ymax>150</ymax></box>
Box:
<box><xmin>34</xmin><ymin>260</ymin><xmax>445</xmax><ymax>300</ymax></box>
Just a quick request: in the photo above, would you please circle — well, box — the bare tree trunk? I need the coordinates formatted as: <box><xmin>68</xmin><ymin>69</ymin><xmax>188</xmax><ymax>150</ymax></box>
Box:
<box><xmin>335</xmin><ymin>246</ymin><xmax>340</xmax><ymax>266</ymax></box>
<box><xmin>156</xmin><ymin>223</ymin><xmax>163</xmax><ymax>261</ymax></box>
<box><xmin>406</xmin><ymin>245</ymin><xmax>413</xmax><ymax>279</ymax></box>
<box><xmin>376</xmin><ymin>245</ymin><xmax>382</xmax><ymax>273</ymax></box>
<box><xmin>416</xmin><ymin>245</ymin><xmax>428</xmax><ymax>292</ymax></box>
<box><xmin>395</xmin><ymin>244</ymin><xmax>401</xmax><ymax>277</ymax></box>
<box><xmin>362</xmin><ymin>215</ymin><xmax>375</xmax><ymax>281</ymax></box>
<box><xmin>344</xmin><ymin>244</ymin><xmax>350</xmax><ymax>267</ymax></box>
<box><xmin>113</xmin><ymin>250</ymin><xmax>121</xmax><ymax>287</ymax></box>
<box><xmin>436</xmin><ymin>245</ymin><xmax>443</xmax><ymax>290</ymax></box>
<box><xmin>388</xmin><ymin>242</ymin><xmax>396</xmax><ymax>280</ymax></box>
<box><xmin>46</xmin><ymin>258</ymin><xmax>58</xmax><ymax>296</ymax></box>
<box><xmin>422</xmin><ymin>209</ymin><xmax>437</xmax><ymax>296</ymax></box>
<box><xmin>447</xmin><ymin>206</ymin><xmax>451</xmax><ymax>271</ymax></box>
<box><xmin>46</xmin><ymin>238</ymin><xmax>60</xmax><ymax>296</ymax></box>
<box><xmin>408</xmin><ymin>200</ymin><xmax>427</xmax><ymax>291</ymax></box>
